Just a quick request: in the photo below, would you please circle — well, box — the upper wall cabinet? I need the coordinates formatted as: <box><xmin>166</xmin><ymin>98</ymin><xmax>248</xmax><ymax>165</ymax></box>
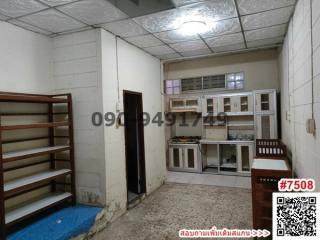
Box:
<box><xmin>255</xmin><ymin>90</ymin><xmax>276</xmax><ymax>114</ymax></box>
<box><xmin>218</xmin><ymin>93</ymin><xmax>253</xmax><ymax>115</ymax></box>
<box><xmin>169</xmin><ymin>97</ymin><xmax>201</xmax><ymax>113</ymax></box>
<box><xmin>202</xmin><ymin>96</ymin><xmax>219</xmax><ymax>116</ymax></box>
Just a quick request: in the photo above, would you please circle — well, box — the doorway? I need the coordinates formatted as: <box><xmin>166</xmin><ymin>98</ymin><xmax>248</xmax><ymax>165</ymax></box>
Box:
<box><xmin>123</xmin><ymin>90</ymin><xmax>146</xmax><ymax>204</ymax></box>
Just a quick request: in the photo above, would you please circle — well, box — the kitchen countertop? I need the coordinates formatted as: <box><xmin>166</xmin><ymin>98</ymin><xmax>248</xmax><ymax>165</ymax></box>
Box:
<box><xmin>200</xmin><ymin>139</ymin><xmax>254</xmax><ymax>144</ymax></box>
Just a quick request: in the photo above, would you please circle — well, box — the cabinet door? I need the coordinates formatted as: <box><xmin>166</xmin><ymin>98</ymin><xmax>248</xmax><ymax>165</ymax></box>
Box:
<box><xmin>203</xmin><ymin>96</ymin><xmax>218</xmax><ymax>116</ymax></box>
<box><xmin>231</xmin><ymin>96</ymin><xmax>240</xmax><ymax>112</ymax></box>
<box><xmin>256</xmin><ymin>115</ymin><xmax>277</xmax><ymax>139</ymax></box>
<box><xmin>237</xmin><ymin>144</ymin><xmax>253</xmax><ymax>172</ymax></box>
<box><xmin>169</xmin><ymin>147</ymin><xmax>183</xmax><ymax>169</ymax></box>
<box><xmin>255</xmin><ymin>92</ymin><xmax>275</xmax><ymax>113</ymax></box>
<box><xmin>183</xmin><ymin>147</ymin><xmax>198</xmax><ymax>171</ymax></box>
<box><xmin>169</xmin><ymin>99</ymin><xmax>184</xmax><ymax>111</ymax></box>
<box><xmin>219</xmin><ymin>96</ymin><xmax>232</xmax><ymax>113</ymax></box>
<box><xmin>239</xmin><ymin>95</ymin><xmax>253</xmax><ymax>113</ymax></box>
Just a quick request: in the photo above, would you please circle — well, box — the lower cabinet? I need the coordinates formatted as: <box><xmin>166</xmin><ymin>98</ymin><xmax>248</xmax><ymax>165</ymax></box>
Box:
<box><xmin>169</xmin><ymin>144</ymin><xmax>201</xmax><ymax>172</ymax></box>
<box><xmin>255</xmin><ymin>114</ymin><xmax>277</xmax><ymax>139</ymax></box>
<box><xmin>237</xmin><ymin>144</ymin><xmax>254</xmax><ymax>173</ymax></box>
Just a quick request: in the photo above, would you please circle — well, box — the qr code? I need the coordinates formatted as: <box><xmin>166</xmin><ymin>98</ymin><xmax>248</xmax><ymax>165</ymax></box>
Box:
<box><xmin>273</xmin><ymin>193</ymin><xmax>320</xmax><ymax>240</ymax></box>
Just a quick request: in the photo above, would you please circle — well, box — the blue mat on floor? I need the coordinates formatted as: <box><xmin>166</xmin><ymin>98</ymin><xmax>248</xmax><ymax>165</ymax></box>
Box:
<box><xmin>8</xmin><ymin>205</ymin><xmax>102</xmax><ymax>240</ymax></box>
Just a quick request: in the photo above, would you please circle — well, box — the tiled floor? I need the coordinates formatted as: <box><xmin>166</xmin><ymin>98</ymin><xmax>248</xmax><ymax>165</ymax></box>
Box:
<box><xmin>94</xmin><ymin>183</ymin><xmax>252</xmax><ymax>240</ymax></box>
<box><xmin>166</xmin><ymin>171</ymin><xmax>251</xmax><ymax>189</ymax></box>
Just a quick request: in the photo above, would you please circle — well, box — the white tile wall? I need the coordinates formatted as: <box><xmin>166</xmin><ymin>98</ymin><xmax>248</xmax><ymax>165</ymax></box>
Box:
<box><xmin>279</xmin><ymin>0</ymin><xmax>320</xmax><ymax>191</ymax></box>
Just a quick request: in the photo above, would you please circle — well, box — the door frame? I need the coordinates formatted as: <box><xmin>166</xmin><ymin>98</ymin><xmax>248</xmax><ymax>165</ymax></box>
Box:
<box><xmin>123</xmin><ymin>90</ymin><xmax>147</xmax><ymax>202</ymax></box>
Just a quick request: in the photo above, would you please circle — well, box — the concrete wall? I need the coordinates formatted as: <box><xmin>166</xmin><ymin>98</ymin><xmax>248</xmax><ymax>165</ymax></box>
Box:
<box><xmin>164</xmin><ymin>49</ymin><xmax>280</xmax><ymax>92</ymax></box>
<box><xmin>100</xmin><ymin>29</ymin><xmax>166</xmax><ymax>218</ymax></box>
<box><xmin>53</xmin><ymin>29</ymin><xmax>106</xmax><ymax>205</ymax></box>
<box><xmin>0</xmin><ymin>21</ymin><xmax>52</xmax><ymax>93</ymax></box>
<box><xmin>279</xmin><ymin>0</ymin><xmax>320</xmax><ymax>190</ymax></box>
<box><xmin>52</xmin><ymin>28</ymin><xmax>166</xmax><ymax>216</ymax></box>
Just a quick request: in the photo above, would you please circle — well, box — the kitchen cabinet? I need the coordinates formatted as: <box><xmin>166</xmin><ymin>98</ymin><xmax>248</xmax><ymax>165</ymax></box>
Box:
<box><xmin>255</xmin><ymin>90</ymin><xmax>275</xmax><ymax>114</ymax></box>
<box><xmin>183</xmin><ymin>147</ymin><xmax>199</xmax><ymax>171</ymax></box>
<box><xmin>255</xmin><ymin>114</ymin><xmax>277</xmax><ymax>139</ymax></box>
<box><xmin>218</xmin><ymin>94</ymin><xmax>253</xmax><ymax>115</ymax></box>
<box><xmin>237</xmin><ymin>143</ymin><xmax>254</xmax><ymax>173</ymax></box>
<box><xmin>169</xmin><ymin>97</ymin><xmax>201</xmax><ymax>112</ymax></box>
<box><xmin>168</xmin><ymin>144</ymin><xmax>200</xmax><ymax>172</ymax></box>
<box><xmin>202</xmin><ymin>96</ymin><xmax>218</xmax><ymax>116</ymax></box>
<box><xmin>169</xmin><ymin>146</ymin><xmax>183</xmax><ymax>169</ymax></box>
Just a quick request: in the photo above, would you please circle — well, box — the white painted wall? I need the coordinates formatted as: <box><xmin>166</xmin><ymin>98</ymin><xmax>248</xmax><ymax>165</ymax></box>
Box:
<box><xmin>52</xmin><ymin>29</ymin><xmax>107</xmax><ymax>205</ymax></box>
<box><xmin>52</xmin><ymin>29</ymin><xmax>166</xmax><ymax>217</ymax></box>
<box><xmin>279</xmin><ymin>0</ymin><xmax>320</xmax><ymax>190</ymax></box>
<box><xmin>0</xmin><ymin>21</ymin><xmax>52</xmax><ymax>93</ymax></box>
<box><xmin>100</xmin><ymin>29</ymin><xmax>166</xmax><ymax>217</ymax></box>
<box><xmin>164</xmin><ymin>49</ymin><xmax>280</xmax><ymax>91</ymax></box>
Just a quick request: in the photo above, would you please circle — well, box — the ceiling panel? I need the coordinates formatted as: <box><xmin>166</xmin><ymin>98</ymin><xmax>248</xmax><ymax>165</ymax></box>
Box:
<box><xmin>153</xmin><ymin>29</ymin><xmax>199</xmax><ymax>44</ymax></box>
<box><xmin>237</xmin><ymin>0</ymin><xmax>296</xmax><ymax>15</ymax></box>
<box><xmin>19</xmin><ymin>9</ymin><xmax>86</xmax><ymax>33</ymax></box>
<box><xmin>157</xmin><ymin>53</ymin><xmax>181</xmax><ymax>60</ymax></box>
<box><xmin>172</xmin><ymin>0</ymin><xmax>206</xmax><ymax>7</ymax></box>
<box><xmin>180</xmin><ymin>48</ymin><xmax>212</xmax><ymax>57</ymax></box>
<box><xmin>100</xmin><ymin>19</ymin><xmax>148</xmax><ymax>38</ymax></box>
<box><xmin>8</xmin><ymin>19</ymin><xmax>52</xmax><ymax>35</ymax></box>
<box><xmin>125</xmin><ymin>34</ymin><xmax>164</xmax><ymax>48</ymax></box>
<box><xmin>58</xmin><ymin>0</ymin><xmax>128</xmax><ymax>25</ymax></box>
<box><xmin>0</xmin><ymin>13</ymin><xmax>10</xmax><ymax>21</ymax></box>
<box><xmin>133</xmin><ymin>8</ymin><xmax>181</xmax><ymax>33</ymax></box>
<box><xmin>170</xmin><ymin>39</ymin><xmax>208</xmax><ymax>52</ymax></box>
<box><xmin>0</xmin><ymin>0</ymin><xmax>48</xmax><ymax>18</ymax></box>
<box><xmin>143</xmin><ymin>45</ymin><xmax>176</xmax><ymax>55</ymax></box>
<box><xmin>179</xmin><ymin>0</ymin><xmax>237</xmax><ymax>22</ymax></box>
<box><xmin>134</xmin><ymin>0</ymin><xmax>237</xmax><ymax>34</ymax></box>
<box><xmin>200</xmin><ymin>18</ymin><xmax>241</xmax><ymax>38</ymax></box>
<box><xmin>38</xmin><ymin>0</ymin><xmax>78</xmax><ymax>7</ymax></box>
<box><xmin>247</xmin><ymin>36</ymin><xmax>283</xmax><ymax>48</ymax></box>
<box><xmin>212</xmin><ymin>43</ymin><xmax>245</xmax><ymax>53</ymax></box>
<box><xmin>205</xmin><ymin>32</ymin><xmax>244</xmax><ymax>47</ymax></box>
<box><xmin>241</xmin><ymin>6</ymin><xmax>294</xmax><ymax>30</ymax></box>
<box><xmin>245</xmin><ymin>24</ymin><xmax>287</xmax><ymax>41</ymax></box>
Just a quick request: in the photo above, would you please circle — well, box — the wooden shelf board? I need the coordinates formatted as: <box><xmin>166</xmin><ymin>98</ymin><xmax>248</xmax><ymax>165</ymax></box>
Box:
<box><xmin>4</xmin><ymin>169</ymin><xmax>71</xmax><ymax>193</ymax></box>
<box><xmin>5</xmin><ymin>192</ymin><xmax>72</xmax><ymax>224</ymax></box>
<box><xmin>3</xmin><ymin>145</ymin><xmax>70</xmax><ymax>162</ymax></box>
<box><xmin>0</xmin><ymin>95</ymin><xmax>68</xmax><ymax>103</ymax></box>
<box><xmin>1</xmin><ymin>121</ymin><xmax>69</xmax><ymax>130</ymax></box>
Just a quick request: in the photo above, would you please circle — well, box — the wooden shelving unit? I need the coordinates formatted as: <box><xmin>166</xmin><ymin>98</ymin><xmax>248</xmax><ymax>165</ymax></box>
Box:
<box><xmin>251</xmin><ymin>139</ymin><xmax>291</xmax><ymax>236</ymax></box>
<box><xmin>0</xmin><ymin>92</ymin><xmax>76</xmax><ymax>238</ymax></box>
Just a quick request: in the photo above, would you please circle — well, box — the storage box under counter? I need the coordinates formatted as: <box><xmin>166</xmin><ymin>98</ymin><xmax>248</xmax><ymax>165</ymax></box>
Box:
<box><xmin>251</xmin><ymin>158</ymin><xmax>292</xmax><ymax>235</ymax></box>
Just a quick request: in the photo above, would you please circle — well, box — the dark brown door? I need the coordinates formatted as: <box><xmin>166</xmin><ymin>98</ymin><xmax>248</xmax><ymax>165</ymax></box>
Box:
<box><xmin>123</xmin><ymin>91</ymin><xmax>146</xmax><ymax>199</ymax></box>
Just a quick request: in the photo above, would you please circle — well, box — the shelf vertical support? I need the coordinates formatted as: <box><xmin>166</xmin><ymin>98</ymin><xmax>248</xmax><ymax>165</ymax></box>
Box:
<box><xmin>48</xmin><ymin>103</ymin><xmax>56</xmax><ymax>192</ymax></box>
<box><xmin>0</xmin><ymin>117</ymin><xmax>6</xmax><ymax>239</ymax></box>
<box><xmin>68</xmin><ymin>94</ymin><xmax>76</xmax><ymax>205</ymax></box>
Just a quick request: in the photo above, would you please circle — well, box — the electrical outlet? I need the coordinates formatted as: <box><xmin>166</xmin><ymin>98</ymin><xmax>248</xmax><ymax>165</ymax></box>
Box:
<box><xmin>306</xmin><ymin>119</ymin><xmax>316</xmax><ymax>134</ymax></box>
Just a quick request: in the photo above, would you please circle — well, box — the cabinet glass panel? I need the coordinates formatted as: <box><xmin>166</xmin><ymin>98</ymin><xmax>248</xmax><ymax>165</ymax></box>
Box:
<box><xmin>261</xmin><ymin>116</ymin><xmax>271</xmax><ymax>139</ymax></box>
<box><xmin>187</xmin><ymin>149</ymin><xmax>195</xmax><ymax>168</ymax></box>
<box><xmin>241</xmin><ymin>146</ymin><xmax>250</xmax><ymax>171</ymax></box>
<box><xmin>261</xmin><ymin>94</ymin><xmax>270</xmax><ymax>111</ymax></box>
<box><xmin>240</xmin><ymin>96</ymin><xmax>248</xmax><ymax>112</ymax></box>
<box><xmin>186</xmin><ymin>99</ymin><xmax>198</xmax><ymax>107</ymax></box>
<box><xmin>173</xmin><ymin>148</ymin><xmax>180</xmax><ymax>167</ymax></box>
<box><xmin>172</xmin><ymin>100</ymin><xmax>184</xmax><ymax>108</ymax></box>
<box><xmin>207</xmin><ymin>98</ymin><xmax>213</xmax><ymax>113</ymax></box>
<box><xmin>223</xmin><ymin>98</ymin><xmax>231</xmax><ymax>112</ymax></box>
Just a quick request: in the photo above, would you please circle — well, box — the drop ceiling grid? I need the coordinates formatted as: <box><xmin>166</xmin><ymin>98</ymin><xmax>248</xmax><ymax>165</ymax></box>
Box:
<box><xmin>0</xmin><ymin>0</ymin><xmax>297</xmax><ymax>59</ymax></box>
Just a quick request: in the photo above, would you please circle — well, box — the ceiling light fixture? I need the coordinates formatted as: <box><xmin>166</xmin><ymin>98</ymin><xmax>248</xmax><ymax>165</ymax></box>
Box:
<box><xmin>179</xmin><ymin>20</ymin><xmax>209</xmax><ymax>36</ymax></box>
